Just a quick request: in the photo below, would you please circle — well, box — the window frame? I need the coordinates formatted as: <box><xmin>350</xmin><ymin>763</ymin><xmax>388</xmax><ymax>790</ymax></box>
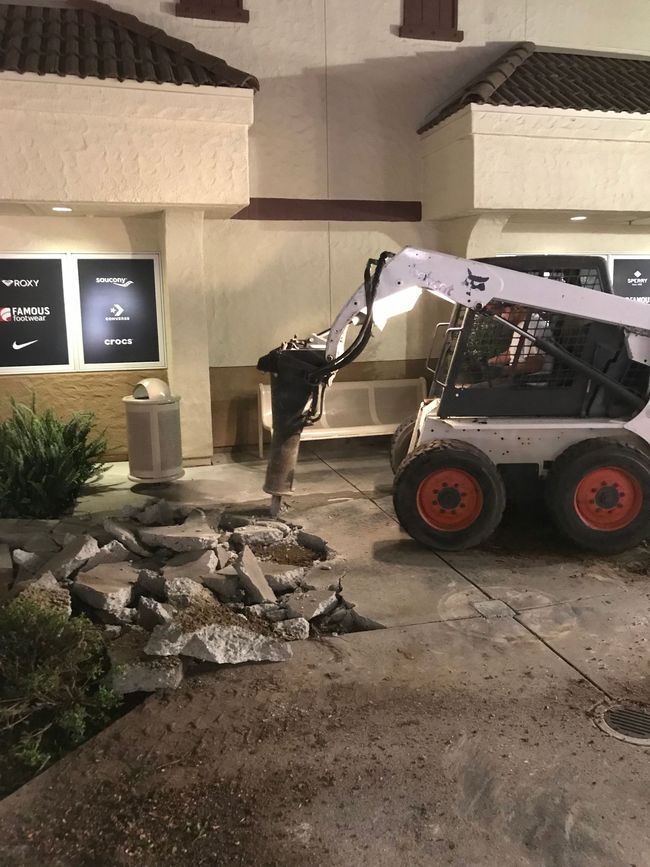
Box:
<box><xmin>175</xmin><ymin>0</ymin><xmax>250</xmax><ymax>23</ymax></box>
<box><xmin>399</xmin><ymin>0</ymin><xmax>463</xmax><ymax>42</ymax></box>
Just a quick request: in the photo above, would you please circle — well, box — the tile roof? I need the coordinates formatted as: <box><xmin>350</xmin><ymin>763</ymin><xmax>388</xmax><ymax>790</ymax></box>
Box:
<box><xmin>418</xmin><ymin>42</ymin><xmax>650</xmax><ymax>133</ymax></box>
<box><xmin>0</xmin><ymin>0</ymin><xmax>258</xmax><ymax>89</ymax></box>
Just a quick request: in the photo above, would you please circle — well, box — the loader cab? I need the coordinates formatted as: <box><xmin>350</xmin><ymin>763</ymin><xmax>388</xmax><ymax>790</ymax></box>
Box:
<box><xmin>431</xmin><ymin>255</ymin><xmax>650</xmax><ymax>421</ymax></box>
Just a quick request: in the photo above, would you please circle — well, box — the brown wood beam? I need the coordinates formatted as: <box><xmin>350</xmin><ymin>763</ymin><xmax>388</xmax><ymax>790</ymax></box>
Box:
<box><xmin>232</xmin><ymin>199</ymin><xmax>423</xmax><ymax>222</ymax></box>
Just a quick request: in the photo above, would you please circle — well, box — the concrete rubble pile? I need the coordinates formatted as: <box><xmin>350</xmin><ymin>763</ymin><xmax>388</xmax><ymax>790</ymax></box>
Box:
<box><xmin>0</xmin><ymin>501</ymin><xmax>370</xmax><ymax>695</ymax></box>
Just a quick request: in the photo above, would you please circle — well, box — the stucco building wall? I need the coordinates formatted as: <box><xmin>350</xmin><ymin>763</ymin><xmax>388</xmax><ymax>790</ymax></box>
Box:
<box><xmin>0</xmin><ymin>75</ymin><xmax>253</xmax><ymax>212</ymax></box>
<box><xmin>422</xmin><ymin>105</ymin><xmax>650</xmax><ymax>221</ymax></box>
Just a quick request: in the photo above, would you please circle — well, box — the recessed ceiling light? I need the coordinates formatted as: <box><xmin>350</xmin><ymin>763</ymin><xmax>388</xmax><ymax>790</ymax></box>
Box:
<box><xmin>570</xmin><ymin>215</ymin><xmax>587</xmax><ymax>221</ymax></box>
<box><xmin>51</xmin><ymin>206</ymin><xmax>72</xmax><ymax>213</ymax></box>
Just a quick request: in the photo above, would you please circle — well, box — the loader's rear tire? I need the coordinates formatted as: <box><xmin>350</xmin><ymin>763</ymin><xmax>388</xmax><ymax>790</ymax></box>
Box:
<box><xmin>393</xmin><ymin>440</ymin><xmax>506</xmax><ymax>551</ymax></box>
<box><xmin>545</xmin><ymin>438</ymin><xmax>650</xmax><ymax>554</ymax></box>
<box><xmin>390</xmin><ymin>415</ymin><xmax>417</xmax><ymax>474</ymax></box>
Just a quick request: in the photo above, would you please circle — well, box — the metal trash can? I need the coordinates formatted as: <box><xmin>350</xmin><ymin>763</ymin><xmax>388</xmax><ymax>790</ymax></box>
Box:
<box><xmin>123</xmin><ymin>378</ymin><xmax>184</xmax><ymax>483</ymax></box>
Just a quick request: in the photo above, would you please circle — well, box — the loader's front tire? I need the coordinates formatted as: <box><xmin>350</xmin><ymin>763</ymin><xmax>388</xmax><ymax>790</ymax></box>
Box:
<box><xmin>390</xmin><ymin>415</ymin><xmax>417</xmax><ymax>474</ymax></box>
<box><xmin>393</xmin><ymin>440</ymin><xmax>506</xmax><ymax>551</ymax></box>
<box><xmin>545</xmin><ymin>438</ymin><xmax>650</xmax><ymax>554</ymax></box>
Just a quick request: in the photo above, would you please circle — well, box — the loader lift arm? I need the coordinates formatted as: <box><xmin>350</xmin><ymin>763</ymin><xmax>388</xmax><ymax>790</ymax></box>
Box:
<box><xmin>257</xmin><ymin>247</ymin><xmax>650</xmax><ymax>514</ymax></box>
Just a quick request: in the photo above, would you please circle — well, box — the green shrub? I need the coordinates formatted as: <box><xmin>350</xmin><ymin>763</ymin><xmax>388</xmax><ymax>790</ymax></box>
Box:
<box><xmin>0</xmin><ymin>398</ymin><xmax>107</xmax><ymax>518</ymax></box>
<box><xmin>0</xmin><ymin>598</ymin><xmax>120</xmax><ymax>796</ymax></box>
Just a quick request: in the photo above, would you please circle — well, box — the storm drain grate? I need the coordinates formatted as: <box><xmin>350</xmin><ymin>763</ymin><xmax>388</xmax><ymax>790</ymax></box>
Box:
<box><xmin>594</xmin><ymin>701</ymin><xmax>650</xmax><ymax>745</ymax></box>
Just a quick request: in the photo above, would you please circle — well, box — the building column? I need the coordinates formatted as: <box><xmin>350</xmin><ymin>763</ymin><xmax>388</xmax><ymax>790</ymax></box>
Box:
<box><xmin>161</xmin><ymin>208</ymin><xmax>213</xmax><ymax>464</ymax></box>
<box><xmin>438</xmin><ymin>214</ymin><xmax>509</xmax><ymax>258</ymax></box>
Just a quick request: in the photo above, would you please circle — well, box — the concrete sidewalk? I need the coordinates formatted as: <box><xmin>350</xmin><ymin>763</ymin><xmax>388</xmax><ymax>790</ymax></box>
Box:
<box><xmin>2</xmin><ymin>438</ymin><xmax>649</xmax><ymax>866</ymax></box>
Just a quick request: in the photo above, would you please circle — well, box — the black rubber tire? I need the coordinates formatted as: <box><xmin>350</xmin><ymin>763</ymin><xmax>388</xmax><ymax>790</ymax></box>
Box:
<box><xmin>393</xmin><ymin>439</ymin><xmax>506</xmax><ymax>551</ymax></box>
<box><xmin>545</xmin><ymin>438</ymin><xmax>650</xmax><ymax>554</ymax></box>
<box><xmin>390</xmin><ymin>415</ymin><xmax>417</xmax><ymax>474</ymax></box>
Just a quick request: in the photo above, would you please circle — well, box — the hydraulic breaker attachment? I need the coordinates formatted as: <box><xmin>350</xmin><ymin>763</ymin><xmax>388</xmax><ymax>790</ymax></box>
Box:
<box><xmin>257</xmin><ymin>343</ymin><xmax>326</xmax><ymax>513</ymax></box>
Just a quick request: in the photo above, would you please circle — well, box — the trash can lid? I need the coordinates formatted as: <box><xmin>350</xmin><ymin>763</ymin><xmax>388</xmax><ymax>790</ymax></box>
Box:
<box><xmin>132</xmin><ymin>378</ymin><xmax>171</xmax><ymax>400</ymax></box>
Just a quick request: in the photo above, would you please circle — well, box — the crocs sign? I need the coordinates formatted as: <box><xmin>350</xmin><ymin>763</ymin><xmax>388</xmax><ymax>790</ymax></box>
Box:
<box><xmin>77</xmin><ymin>258</ymin><xmax>161</xmax><ymax>366</ymax></box>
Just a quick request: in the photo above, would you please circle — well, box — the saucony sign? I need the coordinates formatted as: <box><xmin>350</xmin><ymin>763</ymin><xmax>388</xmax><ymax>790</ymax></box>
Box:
<box><xmin>95</xmin><ymin>277</ymin><xmax>134</xmax><ymax>287</ymax></box>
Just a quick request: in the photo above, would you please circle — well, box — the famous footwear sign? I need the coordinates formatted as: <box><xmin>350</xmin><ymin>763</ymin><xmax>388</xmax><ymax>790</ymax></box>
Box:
<box><xmin>0</xmin><ymin>306</ymin><xmax>51</xmax><ymax>322</ymax></box>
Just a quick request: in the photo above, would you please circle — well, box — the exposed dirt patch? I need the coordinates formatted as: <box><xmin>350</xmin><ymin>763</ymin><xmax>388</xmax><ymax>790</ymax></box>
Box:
<box><xmin>174</xmin><ymin>597</ymin><xmax>247</xmax><ymax>632</ymax></box>
<box><xmin>173</xmin><ymin>597</ymin><xmax>274</xmax><ymax>638</ymax></box>
<box><xmin>251</xmin><ymin>540</ymin><xmax>319</xmax><ymax>567</ymax></box>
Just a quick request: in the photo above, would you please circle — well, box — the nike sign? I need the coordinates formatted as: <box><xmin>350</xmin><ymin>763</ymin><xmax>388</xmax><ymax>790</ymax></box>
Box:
<box><xmin>12</xmin><ymin>340</ymin><xmax>38</xmax><ymax>351</ymax></box>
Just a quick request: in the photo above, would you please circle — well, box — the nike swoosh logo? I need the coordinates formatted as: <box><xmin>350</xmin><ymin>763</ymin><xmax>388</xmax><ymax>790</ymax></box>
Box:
<box><xmin>12</xmin><ymin>340</ymin><xmax>38</xmax><ymax>351</ymax></box>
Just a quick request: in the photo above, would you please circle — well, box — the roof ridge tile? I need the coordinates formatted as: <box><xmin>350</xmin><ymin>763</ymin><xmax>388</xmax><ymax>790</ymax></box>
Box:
<box><xmin>418</xmin><ymin>42</ymin><xmax>650</xmax><ymax>133</ymax></box>
<box><xmin>0</xmin><ymin>0</ymin><xmax>258</xmax><ymax>89</ymax></box>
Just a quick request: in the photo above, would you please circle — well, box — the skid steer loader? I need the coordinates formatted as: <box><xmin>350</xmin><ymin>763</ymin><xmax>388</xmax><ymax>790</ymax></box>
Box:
<box><xmin>258</xmin><ymin>248</ymin><xmax>650</xmax><ymax>554</ymax></box>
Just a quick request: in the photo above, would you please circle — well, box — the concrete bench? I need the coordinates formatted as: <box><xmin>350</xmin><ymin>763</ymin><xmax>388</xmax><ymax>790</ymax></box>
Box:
<box><xmin>257</xmin><ymin>377</ymin><xmax>427</xmax><ymax>458</ymax></box>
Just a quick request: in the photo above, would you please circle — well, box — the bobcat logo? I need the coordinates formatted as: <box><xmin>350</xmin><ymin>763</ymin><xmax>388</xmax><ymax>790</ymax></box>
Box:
<box><xmin>463</xmin><ymin>269</ymin><xmax>489</xmax><ymax>292</ymax></box>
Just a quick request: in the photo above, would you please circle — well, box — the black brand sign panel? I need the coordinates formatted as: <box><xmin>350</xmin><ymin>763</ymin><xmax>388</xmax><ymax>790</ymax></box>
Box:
<box><xmin>0</xmin><ymin>258</ymin><xmax>69</xmax><ymax>368</ymax></box>
<box><xmin>612</xmin><ymin>258</ymin><xmax>650</xmax><ymax>302</ymax></box>
<box><xmin>77</xmin><ymin>258</ymin><xmax>161</xmax><ymax>365</ymax></box>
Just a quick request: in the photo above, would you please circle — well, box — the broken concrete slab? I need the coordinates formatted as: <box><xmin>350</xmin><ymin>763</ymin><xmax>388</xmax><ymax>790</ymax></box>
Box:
<box><xmin>199</xmin><ymin>509</ymin><xmax>224</xmax><ymax>531</ymax></box>
<box><xmin>285</xmin><ymin>589</ymin><xmax>339</xmax><ymax>622</ymax></box>
<box><xmin>137</xmin><ymin>568</ymin><xmax>209</xmax><ymax>608</ymax></box>
<box><xmin>137</xmin><ymin>569</ymin><xmax>166</xmax><ymax>600</ymax></box>
<box><xmin>273</xmin><ymin>618</ymin><xmax>310</xmax><ymax>641</ymax></box>
<box><xmin>137</xmin><ymin>597</ymin><xmax>173</xmax><ymax>630</ymax></box>
<box><xmin>103</xmin><ymin>518</ymin><xmax>151</xmax><ymax>558</ymax></box>
<box><xmin>132</xmin><ymin>499</ymin><xmax>177</xmax><ymax>527</ymax></box>
<box><xmin>215</xmin><ymin>544</ymin><xmax>232</xmax><ymax>570</ymax></box>
<box><xmin>234</xmin><ymin>546</ymin><xmax>276</xmax><ymax>605</ymax></box>
<box><xmin>12</xmin><ymin>549</ymin><xmax>45</xmax><ymax>574</ymax></box>
<box><xmin>138</xmin><ymin>509</ymin><xmax>222</xmax><ymax>553</ymax></box>
<box><xmin>38</xmin><ymin>535</ymin><xmax>100</xmax><ymax>582</ymax></box>
<box><xmin>231</xmin><ymin>525</ymin><xmax>287</xmax><ymax>548</ymax></box>
<box><xmin>72</xmin><ymin>562</ymin><xmax>139</xmax><ymax>615</ymax></box>
<box><xmin>18</xmin><ymin>572</ymin><xmax>72</xmax><ymax>616</ymax></box>
<box><xmin>263</xmin><ymin>562</ymin><xmax>305</xmax><ymax>594</ymax></box>
<box><xmin>246</xmin><ymin>603</ymin><xmax>288</xmax><ymax>623</ymax></box>
<box><xmin>162</xmin><ymin>550</ymin><xmax>218</xmax><ymax>582</ymax></box>
<box><xmin>255</xmin><ymin>520</ymin><xmax>293</xmax><ymax>536</ymax></box>
<box><xmin>82</xmin><ymin>540</ymin><xmax>131</xmax><ymax>571</ymax></box>
<box><xmin>95</xmin><ymin>607</ymin><xmax>138</xmax><ymax>627</ymax></box>
<box><xmin>181</xmin><ymin>623</ymin><xmax>292</xmax><ymax>664</ymax></box>
<box><xmin>202</xmin><ymin>573</ymin><xmax>242</xmax><ymax>604</ymax></box>
<box><xmin>164</xmin><ymin>577</ymin><xmax>214</xmax><ymax>609</ymax></box>
<box><xmin>145</xmin><ymin>601</ymin><xmax>292</xmax><ymax>664</ymax></box>
<box><xmin>110</xmin><ymin>628</ymin><xmax>184</xmax><ymax>694</ymax></box>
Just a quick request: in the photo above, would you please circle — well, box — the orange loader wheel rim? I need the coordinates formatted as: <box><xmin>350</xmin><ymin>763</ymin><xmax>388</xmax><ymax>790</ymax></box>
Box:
<box><xmin>574</xmin><ymin>466</ymin><xmax>643</xmax><ymax>531</ymax></box>
<box><xmin>416</xmin><ymin>468</ymin><xmax>484</xmax><ymax>532</ymax></box>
